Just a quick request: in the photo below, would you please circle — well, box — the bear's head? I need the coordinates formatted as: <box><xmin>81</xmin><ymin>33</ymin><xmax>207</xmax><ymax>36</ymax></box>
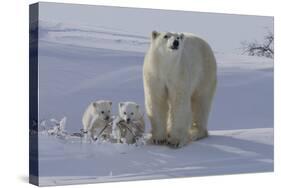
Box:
<box><xmin>118</xmin><ymin>101</ymin><xmax>141</xmax><ymax>124</ymax></box>
<box><xmin>150</xmin><ymin>31</ymin><xmax>185</xmax><ymax>54</ymax></box>
<box><xmin>92</xmin><ymin>100</ymin><xmax>112</xmax><ymax>121</ymax></box>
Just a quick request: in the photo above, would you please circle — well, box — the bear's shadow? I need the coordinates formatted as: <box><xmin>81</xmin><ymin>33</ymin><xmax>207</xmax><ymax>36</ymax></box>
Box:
<box><xmin>134</xmin><ymin>134</ymin><xmax>273</xmax><ymax>175</ymax></box>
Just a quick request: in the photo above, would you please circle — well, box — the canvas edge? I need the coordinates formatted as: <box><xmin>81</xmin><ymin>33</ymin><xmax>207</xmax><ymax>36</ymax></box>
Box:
<box><xmin>29</xmin><ymin>2</ymin><xmax>39</xmax><ymax>186</ymax></box>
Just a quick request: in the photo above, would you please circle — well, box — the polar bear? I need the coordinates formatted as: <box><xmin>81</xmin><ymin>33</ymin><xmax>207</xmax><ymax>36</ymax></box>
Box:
<box><xmin>112</xmin><ymin>102</ymin><xmax>145</xmax><ymax>144</ymax></box>
<box><xmin>143</xmin><ymin>31</ymin><xmax>217</xmax><ymax>147</ymax></box>
<box><xmin>82</xmin><ymin>100</ymin><xmax>112</xmax><ymax>141</ymax></box>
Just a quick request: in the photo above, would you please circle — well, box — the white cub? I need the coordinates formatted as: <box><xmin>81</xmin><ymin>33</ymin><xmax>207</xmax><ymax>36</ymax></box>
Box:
<box><xmin>112</xmin><ymin>102</ymin><xmax>145</xmax><ymax>144</ymax></box>
<box><xmin>82</xmin><ymin>100</ymin><xmax>112</xmax><ymax>141</ymax></box>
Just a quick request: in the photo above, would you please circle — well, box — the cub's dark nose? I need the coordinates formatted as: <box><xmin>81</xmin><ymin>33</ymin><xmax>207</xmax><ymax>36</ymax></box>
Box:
<box><xmin>126</xmin><ymin>118</ymin><xmax>131</xmax><ymax>123</ymax></box>
<box><xmin>105</xmin><ymin>116</ymin><xmax>110</xmax><ymax>120</ymax></box>
<box><xmin>173</xmin><ymin>40</ymin><xmax>179</xmax><ymax>47</ymax></box>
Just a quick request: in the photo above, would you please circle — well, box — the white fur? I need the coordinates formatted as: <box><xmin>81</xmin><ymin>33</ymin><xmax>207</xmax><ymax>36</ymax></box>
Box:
<box><xmin>143</xmin><ymin>31</ymin><xmax>217</xmax><ymax>147</ymax></box>
<box><xmin>82</xmin><ymin>100</ymin><xmax>112</xmax><ymax>141</ymax></box>
<box><xmin>112</xmin><ymin>102</ymin><xmax>145</xmax><ymax>144</ymax></box>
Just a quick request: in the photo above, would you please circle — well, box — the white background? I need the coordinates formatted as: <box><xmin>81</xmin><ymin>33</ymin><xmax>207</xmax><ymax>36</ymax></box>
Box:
<box><xmin>0</xmin><ymin>0</ymin><xmax>279</xmax><ymax>187</ymax></box>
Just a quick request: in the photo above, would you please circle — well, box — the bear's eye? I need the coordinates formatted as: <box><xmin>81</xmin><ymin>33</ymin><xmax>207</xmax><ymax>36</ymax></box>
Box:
<box><xmin>124</xmin><ymin>112</ymin><xmax>126</xmax><ymax>115</ymax></box>
<box><xmin>164</xmin><ymin>35</ymin><xmax>169</xmax><ymax>39</ymax></box>
<box><xmin>131</xmin><ymin>112</ymin><xmax>134</xmax><ymax>115</ymax></box>
<box><xmin>177</xmin><ymin>37</ymin><xmax>180</xmax><ymax>40</ymax></box>
<box><xmin>101</xmin><ymin>111</ymin><xmax>104</xmax><ymax>114</ymax></box>
<box><xmin>108</xmin><ymin>110</ymin><xmax>110</xmax><ymax>113</ymax></box>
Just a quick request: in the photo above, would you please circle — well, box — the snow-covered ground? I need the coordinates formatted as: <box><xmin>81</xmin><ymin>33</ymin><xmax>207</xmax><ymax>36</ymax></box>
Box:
<box><xmin>34</xmin><ymin>21</ymin><xmax>273</xmax><ymax>186</ymax></box>
<box><xmin>37</xmin><ymin>128</ymin><xmax>273</xmax><ymax>186</ymax></box>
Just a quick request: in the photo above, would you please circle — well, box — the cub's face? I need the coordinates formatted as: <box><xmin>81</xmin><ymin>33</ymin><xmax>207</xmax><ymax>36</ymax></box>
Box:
<box><xmin>151</xmin><ymin>31</ymin><xmax>184</xmax><ymax>54</ymax></box>
<box><xmin>119</xmin><ymin>102</ymin><xmax>140</xmax><ymax>123</ymax></box>
<box><xmin>93</xmin><ymin>100</ymin><xmax>112</xmax><ymax>121</ymax></box>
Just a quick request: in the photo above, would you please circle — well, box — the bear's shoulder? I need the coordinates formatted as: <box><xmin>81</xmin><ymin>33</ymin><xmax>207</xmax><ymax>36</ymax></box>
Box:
<box><xmin>182</xmin><ymin>33</ymin><xmax>206</xmax><ymax>42</ymax></box>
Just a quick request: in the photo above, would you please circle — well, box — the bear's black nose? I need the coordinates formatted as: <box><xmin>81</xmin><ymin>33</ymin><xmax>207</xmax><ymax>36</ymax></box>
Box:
<box><xmin>126</xmin><ymin>118</ymin><xmax>131</xmax><ymax>122</ymax></box>
<box><xmin>105</xmin><ymin>116</ymin><xmax>110</xmax><ymax>120</ymax></box>
<box><xmin>173</xmin><ymin>40</ymin><xmax>179</xmax><ymax>47</ymax></box>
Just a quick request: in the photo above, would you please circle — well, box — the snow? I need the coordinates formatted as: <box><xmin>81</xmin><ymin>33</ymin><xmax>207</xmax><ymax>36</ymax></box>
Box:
<box><xmin>38</xmin><ymin>20</ymin><xmax>149</xmax><ymax>53</ymax></box>
<box><xmin>37</xmin><ymin>128</ymin><xmax>273</xmax><ymax>186</ymax></box>
<box><xmin>34</xmin><ymin>20</ymin><xmax>273</xmax><ymax>186</ymax></box>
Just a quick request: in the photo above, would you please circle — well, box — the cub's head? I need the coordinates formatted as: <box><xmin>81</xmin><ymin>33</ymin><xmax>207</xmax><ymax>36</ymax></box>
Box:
<box><xmin>92</xmin><ymin>100</ymin><xmax>112</xmax><ymax>121</ymax></box>
<box><xmin>150</xmin><ymin>31</ymin><xmax>185</xmax><ymax>53</ymax></box>
<box><xmin>118</xmin><ymin>102</ymin><xmax>141</xmax><ymax>123</ymax></box>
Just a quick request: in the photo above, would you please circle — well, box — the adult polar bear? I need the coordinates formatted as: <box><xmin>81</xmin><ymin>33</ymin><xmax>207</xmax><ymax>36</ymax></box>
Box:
<box><xmin>143</xmin><ymin>31</ymin><xmax>217</xmax><ymax>148</ymax></box>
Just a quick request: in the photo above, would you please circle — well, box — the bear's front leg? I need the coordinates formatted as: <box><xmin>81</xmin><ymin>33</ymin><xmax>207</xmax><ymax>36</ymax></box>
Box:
<box><xmin>144</xmin><ymin>79</ymin><xmax>168</xmax><ymax>144</ymax></box>
<box><xmin>167</xmin><ymin>95</ymin><xmax>192</xmax><ymax>148</ymax></box>
<box><xmin>146</xmin><ymin>98</ymin><xmax>169</xmax><ymax>144</ymax></box>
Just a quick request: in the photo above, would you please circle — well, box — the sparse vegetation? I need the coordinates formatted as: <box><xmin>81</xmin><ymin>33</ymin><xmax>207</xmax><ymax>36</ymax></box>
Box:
<box><xmin>242</xmin><ymin>31</ymin><xmax>274</xmax><ymax>58</ymax></box>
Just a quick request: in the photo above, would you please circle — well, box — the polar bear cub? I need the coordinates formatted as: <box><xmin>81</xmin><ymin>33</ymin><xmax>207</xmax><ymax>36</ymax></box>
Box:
<box><xmin>82</xmin><ymin>100</ymin><xmax>112</xmax><ymax>141</ymax></box>
<box><xmin>112</xmin><ymin>102</ymin><xmax>145</xmax><ymax>144</ymax></box>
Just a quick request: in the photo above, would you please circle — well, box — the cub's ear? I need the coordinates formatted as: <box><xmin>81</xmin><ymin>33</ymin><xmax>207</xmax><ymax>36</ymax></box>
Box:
<box><xmin>119</xmin><ymin>102</ymin><xmax>124</xmax><ymax>108</ymax></box>
<box><xmin>180</xmin><ymin>33</ymin><xmax>184</xmax><ymax>40</ymax></box>
<box><xmin>152</xmin><ymin>30</ymin><xmax>160</xmax><ymax>39</ymax></box>
<box><xmin>108</xmin><ymin>101</ymin><xmax>112</xmax><ymax>106</ymax></box>
<box><xmin>136</xmin><ymin>104</ymin><xmax>139</xmax><ymax>109</ymax></box>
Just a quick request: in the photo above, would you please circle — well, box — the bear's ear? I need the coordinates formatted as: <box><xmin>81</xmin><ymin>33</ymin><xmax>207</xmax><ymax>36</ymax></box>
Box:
<box><xmin>180</xmin><ymin>33</ymin><xmax>184</xmax><ymax>40</ymax></box>
<box><xmin>152</xmin><ymin>30</ymin><xmax>159</xmax><ymax>39</ymax></box>
<box><xmin>136</xmin><ymin>104</ymin><xmax>139</xmax><ymax>109</ymax></box>
<box><xmin>92</xmin><ymin>102</ymin><xmax>97</xmax><ymax>108</ymax></box>
<box><xmin>119</xmin><ymin>102</ymin><xmax>124</xmax><ymax>108</ymax></box>
<box><xmin>108</xmin><ymin>101</ymin><xmax>112</xmax><ymax>106</ymax></box>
